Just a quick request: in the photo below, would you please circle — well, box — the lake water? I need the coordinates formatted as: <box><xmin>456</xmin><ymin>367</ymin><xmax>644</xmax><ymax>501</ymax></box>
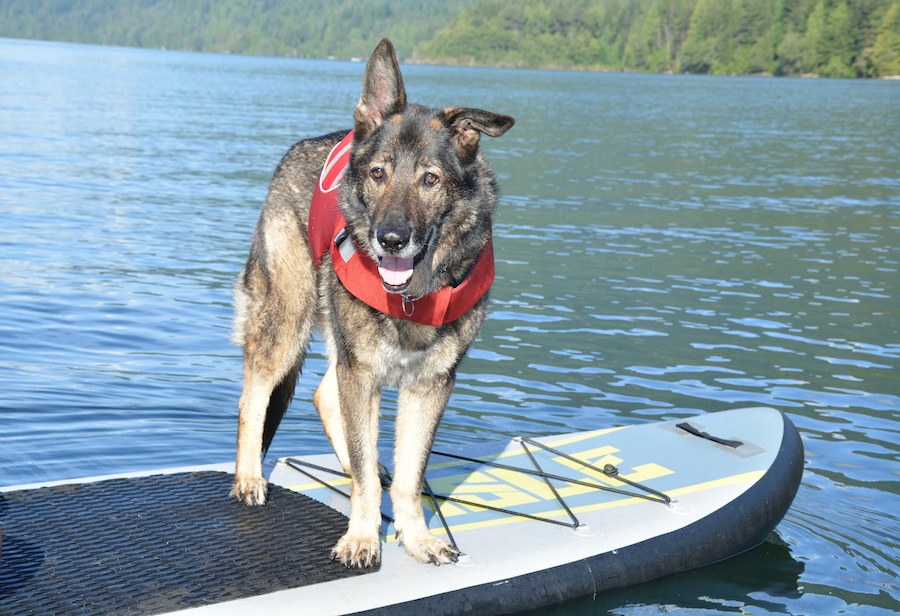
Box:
<box><xmin>1</xmin><ymin>38</ymin><xmax>898</xmax><ymax>614</ymax></box>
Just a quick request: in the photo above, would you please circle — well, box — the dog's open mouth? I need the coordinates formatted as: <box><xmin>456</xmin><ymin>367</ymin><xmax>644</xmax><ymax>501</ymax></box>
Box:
<box><xmin>378</xmin><ymin>254</ymin><xmax>415</xmax><ymax>290</ymax></box>
<box><xmin>376</xmin><ymin>230</ymin><xmax>433</xmax><ymax>292</ymax></box>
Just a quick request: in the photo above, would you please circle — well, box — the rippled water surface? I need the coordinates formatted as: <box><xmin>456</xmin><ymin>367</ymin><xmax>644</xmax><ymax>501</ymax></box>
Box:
<box><xmin>1</xmin><ymin>39</ymin><xmax>898</xmax><ymax>614</ymax></box>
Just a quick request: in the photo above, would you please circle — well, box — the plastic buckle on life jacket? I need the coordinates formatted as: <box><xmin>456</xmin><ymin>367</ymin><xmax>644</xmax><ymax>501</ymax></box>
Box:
<box><xmin>334</xmin><ymin>227</ymin><xmax>356</xmax><ymax>263</ymax></box>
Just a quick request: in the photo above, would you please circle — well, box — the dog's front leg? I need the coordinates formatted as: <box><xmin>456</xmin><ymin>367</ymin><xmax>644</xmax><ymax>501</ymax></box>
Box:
<box><xmin>392</xmin><ymin>375</ymin><xmax>460</xmax><ymax>565</ymax></box>
<box><xmin>330</xmin><ymin>360</ymin><xmax>383</xmax><ymax>568</ymax></box>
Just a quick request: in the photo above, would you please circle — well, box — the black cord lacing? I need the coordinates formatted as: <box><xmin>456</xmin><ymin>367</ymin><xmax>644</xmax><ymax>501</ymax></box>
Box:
<box><xmin>284</xmin><ymin>437</ymin><xmax>671</xmax><ymax>555</ymax></box>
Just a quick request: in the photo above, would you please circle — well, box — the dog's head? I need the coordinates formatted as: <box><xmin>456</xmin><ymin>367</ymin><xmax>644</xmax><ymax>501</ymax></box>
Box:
<box><xmin>342</xmin><ymin>39</ymin><xmax>515</xmax><ymax>298</ymax></box>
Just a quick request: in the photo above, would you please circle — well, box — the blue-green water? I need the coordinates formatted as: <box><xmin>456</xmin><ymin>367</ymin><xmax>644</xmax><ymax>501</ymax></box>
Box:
<box><xmin>1</xmin><ymin>38</ymin><xmax>898</xmax><ymax>614</ymax></box>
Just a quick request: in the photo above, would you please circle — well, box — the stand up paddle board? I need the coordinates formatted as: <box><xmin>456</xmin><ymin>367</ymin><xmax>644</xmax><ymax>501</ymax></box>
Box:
<box><xmin>0</xmin><ymin>407</ymin><xmax>803</xmax><ymax>615</ymax></box>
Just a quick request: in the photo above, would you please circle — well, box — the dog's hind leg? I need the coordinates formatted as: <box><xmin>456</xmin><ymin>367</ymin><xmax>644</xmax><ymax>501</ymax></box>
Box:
<box><xmin>313</xmin><ymin>362</ymin><xmax>352</xmax><ymax>475</ymax></box>
<box><xmin>231</xmin><ymin>213</ymin><xmax>317</xmax><ymax>506</ymax></box>
<box><xmin>232</xmin><ymin>366</ymin><xmax>283</xmax><ymax>505</ymax></box>
<box><xmin>391</xmin><ymin>375</ymin><xmax>460</xmax><ymax>565</ymax></box>
<box><xmin>233</xmin><ymin>322</ymin><xmax>311</xmax><ymax>505</ymax></box>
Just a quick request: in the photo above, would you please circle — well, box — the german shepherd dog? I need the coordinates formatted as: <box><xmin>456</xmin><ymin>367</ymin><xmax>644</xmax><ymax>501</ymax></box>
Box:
<box><xmin>231</xmin><ymin>39</ymin><xmax>514</xmax><ymax>568</ymax></box>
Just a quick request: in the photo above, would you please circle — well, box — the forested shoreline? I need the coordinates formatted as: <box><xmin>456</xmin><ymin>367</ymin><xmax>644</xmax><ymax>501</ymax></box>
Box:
<box><xmin>2</xmin><ymin>0</ymin><xmax>898</xmax><ymax>77</ymax></box>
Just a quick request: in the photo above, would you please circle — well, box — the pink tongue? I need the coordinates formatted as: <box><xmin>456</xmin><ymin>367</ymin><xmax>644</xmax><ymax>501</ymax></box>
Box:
<box><xmin>378</xmin><ymin>254</ymin><xmax>415</xmax><ymax>287</ymax></box>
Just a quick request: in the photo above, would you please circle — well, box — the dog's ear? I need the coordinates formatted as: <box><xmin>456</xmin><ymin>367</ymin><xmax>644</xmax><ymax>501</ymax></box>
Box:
<box><xmin>442</xmin><ymin>107</ymin><xmax>516</xmax><ymax>165</ymax></box>
<box><xmin>354</xmin><ymin>39</ymin><xmax>407</xmax><ymax>140</ymax></box>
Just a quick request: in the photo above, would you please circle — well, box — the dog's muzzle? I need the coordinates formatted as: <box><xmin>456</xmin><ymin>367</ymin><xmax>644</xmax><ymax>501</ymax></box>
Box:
<box><xmin>375</xmin><ymin>228</ymin><xmax>433</xmax><ymax>292</ymax></box>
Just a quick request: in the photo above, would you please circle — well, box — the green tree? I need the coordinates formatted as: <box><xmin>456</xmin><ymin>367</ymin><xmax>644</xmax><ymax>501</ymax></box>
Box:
<box><xmin>679</xmin><ymin>0</ymin><xmax>715</xmax><ymax>72</ymax></box>
<box><xmin>776</xmin><ymin>30</ymin><xmax>816</xmax><ymax>73</ymax></box>
<box><xmin>802</xmin><ymin>0</ymin><xmax>828</xmax><ymax>72</ymax></box>
<box><xmin>822</xmin><ymin>0</ymin><xmax>857</xmax><ymax>76</ymax></box>
<box><xmin>867</xmin><ymin>2</ymin><xmax>900</xmax><ymax>74</ymax></box>
<box><xmin>624</xmin><ymin>2</ymin><xmax>670</xmax><ymax>72</ymax></box>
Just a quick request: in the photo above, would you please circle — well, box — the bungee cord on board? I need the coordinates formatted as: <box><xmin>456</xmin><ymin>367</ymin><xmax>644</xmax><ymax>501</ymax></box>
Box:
<box><xmin>284</xmin><ymin>436</ymin><xmax>672</xmax><ymax>554</ymax></box>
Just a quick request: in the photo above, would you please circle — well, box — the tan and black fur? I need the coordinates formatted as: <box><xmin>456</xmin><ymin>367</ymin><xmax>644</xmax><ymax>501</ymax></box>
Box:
<box><xmin>231</xmin><ymin>39</ymin><xmax>514</xmax><ymax>567</ymax></box>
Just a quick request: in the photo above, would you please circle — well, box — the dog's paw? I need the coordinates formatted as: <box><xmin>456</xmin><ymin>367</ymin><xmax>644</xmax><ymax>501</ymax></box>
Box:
<box><xmin>231</xmin><ymin>475</ymin><xmax>268</xmax><ymax>506</ymax></box>
<box><xmin>396</xmin><ymin>529</ymin><xmax>460</xmax><ymax>566</ymax></box>
<box><xmin>330</xmin><ymin>532</ymin><xmax>381</xmax><ymax>568</ymax></box>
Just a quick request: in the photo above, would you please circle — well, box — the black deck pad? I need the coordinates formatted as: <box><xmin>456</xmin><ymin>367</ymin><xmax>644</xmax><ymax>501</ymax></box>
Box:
<box><xmin>0</xmin><ymin>471</ymin><xmax>376</xmax><ymax>615</ymax></box>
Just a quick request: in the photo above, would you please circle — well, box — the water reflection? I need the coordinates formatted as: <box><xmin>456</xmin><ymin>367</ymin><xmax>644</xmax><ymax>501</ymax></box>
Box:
<box><xmin>549</xmin><ymin>539</ymin><xmax>806</xmax><ymax>615</ymax></box>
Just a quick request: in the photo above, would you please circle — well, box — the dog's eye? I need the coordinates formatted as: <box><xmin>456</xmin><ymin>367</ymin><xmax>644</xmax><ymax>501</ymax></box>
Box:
<box><xmin>423</xmin><ymin>172</ymin><xmax>439</xmax><ymax>187</ymax></box>
<box><xmin>371</xmin><ymin>167</ymin><xmax>385</xmax><ymax>182</ymax></box>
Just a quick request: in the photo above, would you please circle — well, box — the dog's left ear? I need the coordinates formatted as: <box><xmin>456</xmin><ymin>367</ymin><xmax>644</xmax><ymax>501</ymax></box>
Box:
<box><xmin>442</xmin><ymin>107</ymin><xmax>516</xmax><ymax>165</ymax></box>
<box><xmin>354</xmin><ymin>39</ymin><xmax>407</xmax><ymax>140</ymax></box>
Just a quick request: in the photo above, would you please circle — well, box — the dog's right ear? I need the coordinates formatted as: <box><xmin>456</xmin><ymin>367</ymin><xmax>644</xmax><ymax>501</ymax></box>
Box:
<box><xmin>354</xmin><ymin>39</ymin><xmax>407</xmax><ymax>141</ymax></box>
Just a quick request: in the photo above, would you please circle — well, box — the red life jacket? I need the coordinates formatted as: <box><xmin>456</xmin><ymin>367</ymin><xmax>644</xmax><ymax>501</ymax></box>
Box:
<box><xmin>308</xmin><ymin>130</ymin><xmax>494</xmax><ymax>327</ymax></box>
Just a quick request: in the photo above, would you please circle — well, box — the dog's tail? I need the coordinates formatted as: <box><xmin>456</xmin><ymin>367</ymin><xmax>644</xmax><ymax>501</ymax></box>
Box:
<box><xmin>262</xmin><ymin>366</ymin><xmax>300</xmax><ymax>455</ymax></box>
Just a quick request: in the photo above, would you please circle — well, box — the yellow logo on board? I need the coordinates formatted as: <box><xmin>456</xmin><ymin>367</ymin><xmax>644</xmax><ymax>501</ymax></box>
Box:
<box><xmin>426</xmin><ymin>445</ymin><xmax>674</xmax><ymax>516</ymax></box>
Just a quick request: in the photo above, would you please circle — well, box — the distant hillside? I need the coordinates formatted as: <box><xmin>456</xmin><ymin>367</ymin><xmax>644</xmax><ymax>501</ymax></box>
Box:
<box><xmin>0</xmin><ymin>0</ymin><xmax>473</xmax><ymax>61</ymax></box>
<box><xmin>1</xmin><ymin>0</ymin><xmax>898</xmax><ymax>77</ymax></box>
<box><xmin>417</xmin><ymin>0</ymin><xmax>900</xmax><ymax>77</ymax></box>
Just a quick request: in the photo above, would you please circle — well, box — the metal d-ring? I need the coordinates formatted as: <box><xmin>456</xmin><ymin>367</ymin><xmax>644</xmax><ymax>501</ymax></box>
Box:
<box><xmin>401</xmin><ymin>291</ymin><xmax>427</xmax><ymax>317</ymax></box>
<box><xmin>401</xmin><ymin>295</ymin><xmax>416</xmax><ymax>317</ymax></box>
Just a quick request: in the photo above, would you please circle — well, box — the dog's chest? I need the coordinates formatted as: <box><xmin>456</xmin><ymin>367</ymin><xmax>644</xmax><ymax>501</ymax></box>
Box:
<box><xmin>374</xmin><ymin>329</ymin><xmax>458</xmax><ymax>387</ymax></box>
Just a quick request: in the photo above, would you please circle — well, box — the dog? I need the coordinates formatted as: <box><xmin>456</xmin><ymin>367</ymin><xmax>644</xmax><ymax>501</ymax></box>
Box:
<box><xmin>231</xmin><ymin>38</ymin><xmax>514</xmax><ymax>568</ymax></box>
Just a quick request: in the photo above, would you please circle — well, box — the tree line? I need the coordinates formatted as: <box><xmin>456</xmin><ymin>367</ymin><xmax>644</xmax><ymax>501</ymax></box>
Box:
<box><xmin>418</xmin><ymin>0</ymin><xmax>900</xmax><ymax>77</ymax></box>
<box><xmin>0</xmin><ymin>0</ymin><xmax>472</xmax><ymax>61</ymax></box>
<box><xmin>1</xmin><ymin>0</ymin><xmax>898</xmax><ymax>77</ymax></box>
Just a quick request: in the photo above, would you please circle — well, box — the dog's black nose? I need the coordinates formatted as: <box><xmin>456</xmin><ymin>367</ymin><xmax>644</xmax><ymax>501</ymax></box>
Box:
<box><xmin>376</xmin><ymin>220</ymin><xmax>411</xmax><ymax>253</ymax></box>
